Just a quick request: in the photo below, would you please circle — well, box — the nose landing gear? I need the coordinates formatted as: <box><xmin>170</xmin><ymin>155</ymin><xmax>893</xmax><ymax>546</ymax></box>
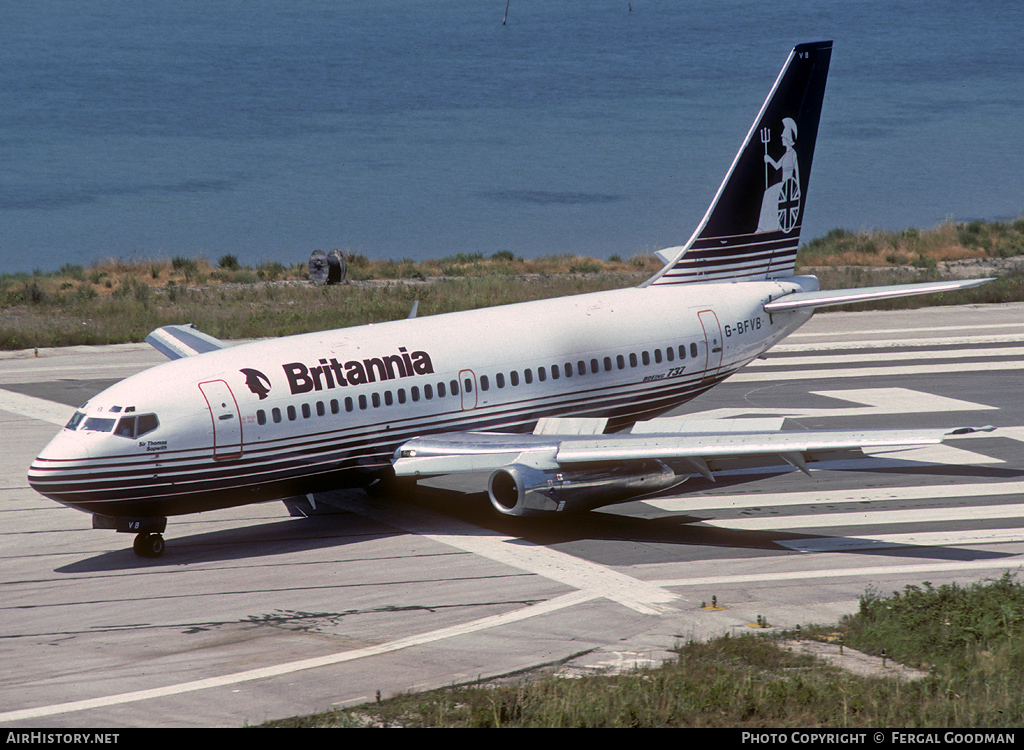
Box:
<box><xmin>92</xmin><ymin>514</ymin><xmax>168</xmax><ymax>559</ymax></box>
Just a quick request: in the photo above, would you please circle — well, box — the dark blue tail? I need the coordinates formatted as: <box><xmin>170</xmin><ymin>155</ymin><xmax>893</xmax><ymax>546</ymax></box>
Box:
<box><xmin>649</xmin><ymin>41</ymin><xmax>832</xmax><ymax>286</ymax></box>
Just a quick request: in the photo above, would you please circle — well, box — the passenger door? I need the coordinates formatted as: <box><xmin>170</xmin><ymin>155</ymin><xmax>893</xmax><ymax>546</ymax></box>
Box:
<box><xmin>198</xmin><ymin>380</ymin><xmax>242</xmax><ymax>459</ymax></box>
<box><xmin>697</xmin><ymin>310</ymin><xmax>723</xmax><ymax>380</ymax></box>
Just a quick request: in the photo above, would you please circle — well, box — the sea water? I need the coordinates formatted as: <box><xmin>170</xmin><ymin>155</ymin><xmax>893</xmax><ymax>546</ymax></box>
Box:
<box><xmin>1</xmin><ymin>0</ymin><xmax>1022</xmax><ymax>273</ymax></box>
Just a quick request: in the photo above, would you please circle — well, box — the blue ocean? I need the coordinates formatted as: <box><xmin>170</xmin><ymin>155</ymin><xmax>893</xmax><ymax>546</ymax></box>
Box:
<box><xmin>1</xmin><ymin>0</ymin><xmax>1022</xmax><ymax>274</ymax></box>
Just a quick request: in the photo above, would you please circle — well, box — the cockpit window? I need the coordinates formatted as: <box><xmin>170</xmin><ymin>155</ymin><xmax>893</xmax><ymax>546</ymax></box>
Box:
<box><xmin>136</xmin><ymin>414</ymin><xmax>159</xmax><ymax>436</ymax></box>
<box><xmin>65</xmin><ymin>412</ymin><xmax>85</xmax><ymax>431</ymax></box>
<box><xmin>113</xmin><ymin>414</ymin><xmax>160</xmax><ymax>439</ymax></box>
<box><xmin>82</xmin><ymin>417</ymin><xmax>116</xmax><ymax>433</ymax></box>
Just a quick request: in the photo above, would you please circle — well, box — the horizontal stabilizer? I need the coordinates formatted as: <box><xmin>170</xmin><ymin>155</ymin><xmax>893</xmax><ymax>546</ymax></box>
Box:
<box><xmin>763</xmin><ymin>278</ymin><xmax>993</xmax><ymax>313</ymax></box>
<box><xmin>145</xmin><ymin>324</ymin><xmax>230</xmax><ymax>360</ymax></box>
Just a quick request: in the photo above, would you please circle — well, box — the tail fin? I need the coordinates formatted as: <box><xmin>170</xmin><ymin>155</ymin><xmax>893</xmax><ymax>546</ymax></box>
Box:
<box><xmin>648</xmin><ymin>41</ymin><xmax>832</xmax><ymax>286</ymax></box>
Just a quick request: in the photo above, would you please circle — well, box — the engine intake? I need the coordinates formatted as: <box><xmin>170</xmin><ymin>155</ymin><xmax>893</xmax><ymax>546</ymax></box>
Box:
<box><xmin>487</xmin><ymin>460</ymin><xmax>678</xmax><ymax>517</ymax></box>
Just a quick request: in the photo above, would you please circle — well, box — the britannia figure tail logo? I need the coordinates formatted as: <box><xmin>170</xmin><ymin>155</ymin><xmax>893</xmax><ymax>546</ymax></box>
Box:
<box><xmin>756</xmin><ymin>117</ymin><xmax>800</xmax><ymax>234</ymax></box>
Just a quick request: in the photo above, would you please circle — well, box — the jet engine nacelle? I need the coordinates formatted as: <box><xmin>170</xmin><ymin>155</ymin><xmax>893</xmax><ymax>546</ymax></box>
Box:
<box><xmin>487</xmin><ymin>460</ymin><xmax>678</xmax><ymax>517</ymax></box>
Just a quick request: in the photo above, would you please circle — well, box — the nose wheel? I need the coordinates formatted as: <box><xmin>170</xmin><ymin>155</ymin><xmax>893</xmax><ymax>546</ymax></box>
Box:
<box><xmin>133</xmin><ymin>532</ymin><xmax>165</xmax><ymax>558</ymax></box>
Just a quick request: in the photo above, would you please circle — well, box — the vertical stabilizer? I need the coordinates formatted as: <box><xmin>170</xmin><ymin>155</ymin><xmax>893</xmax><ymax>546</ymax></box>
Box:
<box><xmin>648</xmin><ymin>41</ymin><xmax>832</xmax><ymax>286</ymax></box>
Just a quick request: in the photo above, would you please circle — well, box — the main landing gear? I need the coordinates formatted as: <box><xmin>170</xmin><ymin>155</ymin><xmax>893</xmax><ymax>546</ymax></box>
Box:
<box><xmin>133</xmin><ymin>532</ymin><xmax>165</xmax><ymax>558</ymax></box>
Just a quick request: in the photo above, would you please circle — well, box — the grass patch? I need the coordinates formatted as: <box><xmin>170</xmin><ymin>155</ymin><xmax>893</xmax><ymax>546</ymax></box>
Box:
<box><xmin>2</xmin><ymin>219</ymin><xmax>1020</xmax><ymax>350</ymax></box>
<box><xmin>264</xmin><ymin>574</ymin><xmax>1024</xmax><ymax>727</ymax></box>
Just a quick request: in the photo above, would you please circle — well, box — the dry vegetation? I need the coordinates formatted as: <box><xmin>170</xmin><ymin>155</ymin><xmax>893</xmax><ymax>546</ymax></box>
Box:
<box><xmin>2</xmin><ymin>219</ymin><xmax>1022</xmax><ymax>350</ymax></box>
<box><xmin>264</xmin><ymin>574</ymin><xmax>1024</xmax><ymax>728</ymax></box>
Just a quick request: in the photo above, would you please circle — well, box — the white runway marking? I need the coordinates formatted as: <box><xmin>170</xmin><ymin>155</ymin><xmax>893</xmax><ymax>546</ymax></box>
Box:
<box><xmin>330</xmin><ymin>494</ymin><xmax>678</xmax><ymax>615</ymax></box>
<box><xmin>647</xmin><ymin>479</ymin><xmax>1024</xmax><ymax>513</ymax></box>
<box><xmin>651</xmin><ymin>557</ymin><xmax>1024</xmax><ymax>589</ymax></box>
<box><xmin>789</xmin><ymin>321</ymin><xmax>1024</xmax><ymax>336</ymax></box>
<box><xmin>753</xmin><ymin>345</ymin><xmax>1024</xmax><ymax>367</ymax></box>
<box><xmin>0</xmin><ymin>590</ymin><xmax>597</xmax><ymax>724</ymax></box>
<box><xmin>0</xmin><ymin>388</ymin><xmax>75</xmax><ymax>426</ymax></box>
<box><xmin>685</xmin><ymin>387</ymin><xmax>997</xmax><ymax>420</ymax></box>
<box><xmin>732</xmin><ymin>359</ymin><xmax>1024</xmax><ymax>383</ymax></box>
<box><xmin>778</xmin><ymin>528</ymin><xmax>1024</xmax><ymax>552</ymax></box>
<box><xmin>701</xmin><ymin>503</ymin><xmax>1024</xmax><ymax>531</ymax></box>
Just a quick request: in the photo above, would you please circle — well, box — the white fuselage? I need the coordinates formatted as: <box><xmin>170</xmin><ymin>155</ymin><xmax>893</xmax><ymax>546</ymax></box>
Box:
<box><xmin>28</xmin><ymin>277</ymin><xmax>816</xmax><ymax>519</ymax></box>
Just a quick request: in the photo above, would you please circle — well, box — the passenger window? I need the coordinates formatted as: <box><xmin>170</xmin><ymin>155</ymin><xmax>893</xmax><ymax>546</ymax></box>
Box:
<box><xmin>577</xmin><ymin>361</ymin><xmax>586</xmax><ymax>376</ymax></box>
<box><xmin>590</xmin><ymin>359</ymin><xmax>599</xmax><ymax>374</ymax></box>
<box><xmin>537</xmin><ymin>367</ymin><xmax>546</xmax><ymax>382</ymax></box>
<box><xmin>385</xmin><ymin>391</ymin><xmax>394</xmax><ymax>405</ymax></box>
<box><xmin>617</xmin><ymin>354</ymin><xmax>625</xmax><ymax>370</ymax></box>
<box><xmin>629</xmin><ymin>353</ymin><xmax>638</xmax><ymax>367</ymax></box>
<box><xmin>564</xmin><ymin>363</ymin><xmax>572</xmax><ymax>377</ymax></box>
<box><xmin>331</xmin><ymin>399</ymin><xmax>340</xmax><ymax>414</ymax></box>
<box><xmin>257</xmin><ymin>410</ymin><xmax>267</xmax><ymax>426</ymax></box>
<box><xmin>411</xmin><ymin>386</ymin><xmax>420</xmax><ymax>402</ymax></box>
<box><xmin>450</xmin><ymin>380</ymin><xmax>459</xmax><ymax>396</ymax></box>
<box><xmin>288</xmin><ymin>406</ymin><xmax>297</xmax><ymax>421</ymax></box>
<box><xmin>510</xmin><ymin>371</ymin><xmax>519</xmax><ymax>386</ymax></box>
<box><xmin>358</xmin><ymin>395</ymin><xmax>367</xmax><ymax>410</ymax></box>
<box><xmin>496</xmin><ymin>373</ymin><xmax>505</xmax><ymax>388</ymax></box>
<box><xmin>654</xmin><ymin>349</ymin><xmax>662</xmax><ymax>364</ymax></box>
<box><xmin>678</xmin><ymin>345</ymin><xmax>686</xmax><ymax>360</ymax></box>
<box><xmin>666</xmin><ymin>347</ymin><xmax>674</xmax><ymax>362</ymax></box>
<box><xmin>372</xmin><ymin>393</ymin><xmax>381</xmax><ymax>408</ymax></box>
<box><xmin>344</xmin><ymin>397</ymin><xmax>353</xmax><ymax>412</ymax></box>
<box><xmin>464</xmin><ymin>378</ymin><xmax>473</xmax><ymax>393</ymax></box>
<box><xmin>690</xmin><ymin>343</ymin><xmax>698</xmax><ymax>358</ymax></box>
<box><xmin>398</xmin><ymin>389</ymin><xmax>406</xmax><ymax>404</ymax></box>
<box><xmin>479</xmin><ymin>377</ymin><xmax>488</xmax><ymax>391</ymax></box>
<box><xmin>302</xmin><ymin>403</ymin><xmax>311</xmax><ymax>418</ymax></box>
<box><xmin>316</xmin><ymin>401</ymin><xmax>325</xmax><ymax>417</ymax></box>
<box><xmin>524</xmin><ymin>369</ymin><xmax>533</xmax><ymax>384</ymax></box>
<box><xmin>642</xmin><ymin>351</ymin><xmax>650</xmax><ymax>366</ymax></box>
<box><xmin>437</xmin><ymin>382</ymin><xmax>446</xmax><ymax>397</ymax></box>
<box><xmin>273</xmin><ymin>408</ymin><xmax>282</xmax><ymax>423</ymax></box>
<box><xmin>550</xmin><ymin>365</ymin><xmax>559</xmax><ymax>380</ymax></box>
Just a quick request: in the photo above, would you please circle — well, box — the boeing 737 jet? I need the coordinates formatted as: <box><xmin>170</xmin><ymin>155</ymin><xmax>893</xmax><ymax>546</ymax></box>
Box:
<box><xmin>28</xmin><ymin>42</ymin><xmax>991</xmax><ymax>557</ymax></box>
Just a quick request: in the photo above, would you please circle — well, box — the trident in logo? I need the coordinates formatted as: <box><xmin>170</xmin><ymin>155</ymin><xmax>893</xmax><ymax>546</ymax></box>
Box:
<box><xmin>760</xmin><ymin>127</ymin><xmax>771</xmax><ymax>189</ymax></box>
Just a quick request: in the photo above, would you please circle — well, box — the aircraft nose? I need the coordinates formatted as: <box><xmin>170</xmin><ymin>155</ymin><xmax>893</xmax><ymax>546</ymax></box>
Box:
<box><xmin>27</xmin><ymin>430</ymin><xmax>92</xmax><ymax>498</ymax></box>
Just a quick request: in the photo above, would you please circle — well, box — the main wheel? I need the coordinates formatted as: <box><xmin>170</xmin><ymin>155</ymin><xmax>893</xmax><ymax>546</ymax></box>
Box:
<box><xmin>133</xmin><ymin>532</ymin><xmax>165</xmax><ymax>558</ymax></box>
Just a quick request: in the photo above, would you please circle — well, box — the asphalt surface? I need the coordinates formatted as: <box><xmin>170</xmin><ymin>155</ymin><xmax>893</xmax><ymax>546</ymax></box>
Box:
<box><xmin>2</xmin><ymin>302</ymin><xmax>1023</xmax><ymax>727</ymax></box>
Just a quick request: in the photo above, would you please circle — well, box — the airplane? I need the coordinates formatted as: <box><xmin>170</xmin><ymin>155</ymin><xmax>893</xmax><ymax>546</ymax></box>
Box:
<box><xmin>28</xmin><ymin>41</ymin><xmax>993</xmax><ymax>558</ymax></box>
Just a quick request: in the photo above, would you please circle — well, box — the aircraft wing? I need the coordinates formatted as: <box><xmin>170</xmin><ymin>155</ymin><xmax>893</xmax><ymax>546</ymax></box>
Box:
<box><xmin>145</xmin><ymin>324</ymin><xmax>230</xmax><ymax>360</ymax></box>
<box><xmin>393</xmin><ymin>418</ymin><xmax>993</xmax><ymax>480</ymax></box>
<box><xmin>763</xmin><ymin>278</ymin><xmax>993</xmax><ymax>312</ymax></box>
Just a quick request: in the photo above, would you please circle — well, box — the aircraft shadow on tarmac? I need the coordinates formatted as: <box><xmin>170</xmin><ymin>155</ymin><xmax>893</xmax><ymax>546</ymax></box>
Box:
<box><xmin>55</xmin><ymin>456</ymin><xmax>1020</xmax><ymax>573</ymax></box>
<box><xmin>54</xmin><ymin>511</ymin><xmax>403</xmax><ymax>574</ymax></box>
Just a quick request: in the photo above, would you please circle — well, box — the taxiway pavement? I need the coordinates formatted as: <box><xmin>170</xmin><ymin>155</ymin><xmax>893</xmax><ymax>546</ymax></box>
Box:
<box><xmin>2</xmin><ymin>303</ymin><xmax>1023</xmax><ymax>727</ymax></box>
